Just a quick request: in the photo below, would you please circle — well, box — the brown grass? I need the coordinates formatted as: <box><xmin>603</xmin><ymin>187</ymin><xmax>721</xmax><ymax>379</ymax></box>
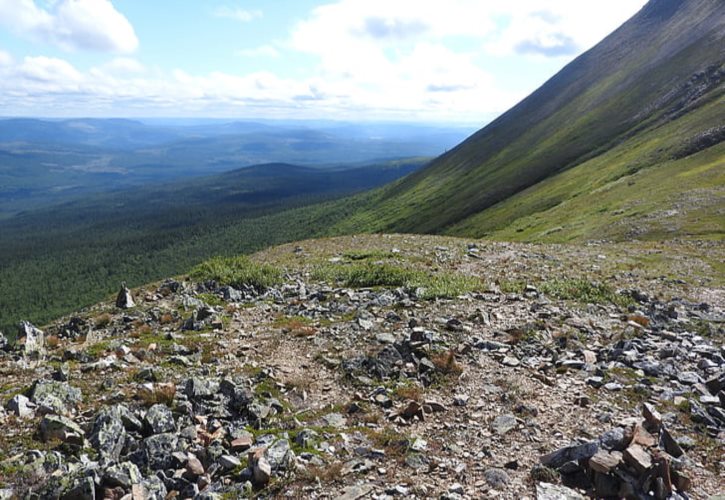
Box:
<box><xmin>138</xmin><ymin>383</ymin><xmax>176</xmax><ymax>407</ymax></box>
<box><xmin>302</xmin><ymin>461</ymin><xmax>343</xmax><ymax>484</ymax></box>
<box><xmin>94</xmin><ymin>313</ymin><xmax>112</xmax><ymax>328</ymax></box>
<box><xmin>45</xmin><ymin>335</ymin><xmax>60</xmax><ymax>349</ymax></box>
<box><xmin>394</xmin><ymin>385</ymin><xmax>422</xmax><ymax>402</ymax></box>
<box><xmin>159</xmin><ymin>313</ymin><xmax>174</xmax><ymax>325</ymax></box>
<box><xmin>431</xmin><ymin>350</ymin><xmax>463</xmax><ymax>376</ymax></box>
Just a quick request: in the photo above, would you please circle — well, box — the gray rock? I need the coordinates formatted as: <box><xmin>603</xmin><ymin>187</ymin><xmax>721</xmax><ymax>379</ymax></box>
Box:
<box><xmin>144</xmin><ymin>433</ymin><xmax>179</xmax><ymax>470</ymax></box>
<box><xmin>336</xmin><ymin>484</ymin><xmax>374</xmax><ymax>500</ymax></box>
<box><xmin>19</xmin><ymin>321</ymin><xmax>45</xmax><ymax>358</ymax></box>
<box><xmin>116</xmin><ymin>284</ymin><xmax>135</xmax><ymax>309</ymax></box>
<box><xmin>376</xmin><ymin>333</ymin><xmax>396</xmax><ymax>344</ymax></box>
<box><xmin>603</xmin><ymin>382</ymin><xmax>623</xmax><ymax>391</ymax></box>
<box><xmin>142</xmin><ymin>475</ymin><xmax>168</xmax><ymax>500</ymax></box>
<box><xmin>0</xmin><ymin>332</ymin><xmax>7</xmax><ymax>351</ymax></box>
<box><xmin>118</xmin><ymin>405</ymin><xmax>144</xmax><ymax>432</ymax></box>
<box><xmin>39</xmin><ymin>415</ymin><xmax>84</xmax><ymax>444</ymax></box>
<box><xmin>677</xmin><ymin>371</ymin><xmax>701</xmax><ymax>385</ymax></box>
<box><xmin>266</xmin><ymin>439</ymin><xmax>294</xmax><ymax>470</ymax></box>
<box><xmin>6</xmin><ymin>394</ymin><xmax>33</xmax><ymax>418</ymax></box>
<box><xmin>62</xmin><ymin>475</ymin><xmax>95</xmax><ymax>500</ymax></box>
<box><xmin>483</xmin><ymin>468</ymin><xmax>510</xmax><ymax>488</ymax></box>
<box><xmin>184</xmin><ymin>377</ymin><xmax>219</xmax><ymax>400</ymax></box>
<box><xmin>294</xmin><ymin>429</ymin><xmax>318</xmax><ymax>449</ymax></box>
<box><xmin>491</xmin><ymin>414</ymin><xmax>518</xmax><ymax>435</ymax></box>
<box><xmin>102</xmin><ymin>462</ymin><xmax>142</xmax><ymax>489</ymax></box>
<box><xmin>29</xmin><ymin>380</ymin><xmax>82</xmax><ymax>415</ymax></box>
<box><xmin>598</xmin><ymin>427</ymin><xmax>628</xmax><ymax>451</ymax></box>
<box><xmin>219</xmin><ymin>454</ymin><xmax>241</xmax><ymax>470</ymax></box>
<box><xmin>252</xmin><ymin>455</ymin><xmax>271</xmax><ymax>486</ymax></box>
<box><xmin>144</xmin><ymin>404</ymin><xmax>175</xmax><ymax>434</ymax></box>
<box><xmin>540</xmin><ymin>441</ymin><xmax>599</xmax><ymax>469</ymax></box>
<box><xmin>536</xmin><ymin>482</ymin><xmax>586</xmax><ymax>500</ymax></box>
<box><xmin>89</xmin><ymin>406</ymin><xmax>126</xmax><ymax>462</ymax></box>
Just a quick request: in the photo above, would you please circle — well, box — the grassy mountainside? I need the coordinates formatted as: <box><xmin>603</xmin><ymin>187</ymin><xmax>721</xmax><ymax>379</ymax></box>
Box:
<box><xmin>335</xmin><ymin>0</ymin><xmax>724</xmax><ymax>240</ymax></box>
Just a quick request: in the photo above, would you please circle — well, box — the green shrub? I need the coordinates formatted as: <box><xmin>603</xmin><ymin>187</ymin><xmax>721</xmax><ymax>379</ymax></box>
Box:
<box><xmin>190</xmin><ymin>256</ymin><xmax>282</xmax><ymax>290</ymax></box>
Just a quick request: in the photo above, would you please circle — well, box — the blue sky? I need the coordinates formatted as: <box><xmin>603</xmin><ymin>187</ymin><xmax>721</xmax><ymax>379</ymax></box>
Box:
<box><xmin>0</xmin><ymin>0</ymin><xmax>647</xmax><ymax>123</ymax></box>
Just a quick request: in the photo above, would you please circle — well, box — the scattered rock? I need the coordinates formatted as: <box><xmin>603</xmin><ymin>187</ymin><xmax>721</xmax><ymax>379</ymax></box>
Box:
<box><xmin>491</xmin><ymin>413</ymin><xmax>518</xmax><ymax>435</ymax></box>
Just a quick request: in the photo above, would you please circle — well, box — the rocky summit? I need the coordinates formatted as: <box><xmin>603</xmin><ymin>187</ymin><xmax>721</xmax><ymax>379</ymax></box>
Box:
<box><xmin>0</xmin><ymin>234</ymin><xmax>722</xmax><ymax>499</ymax></box>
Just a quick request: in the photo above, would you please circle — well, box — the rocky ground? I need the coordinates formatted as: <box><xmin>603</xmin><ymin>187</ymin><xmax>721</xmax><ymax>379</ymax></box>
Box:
<box><xmin>0</xmin><ymin>234</ymin><xmax>723</xmax><ymax>499</ymax></box>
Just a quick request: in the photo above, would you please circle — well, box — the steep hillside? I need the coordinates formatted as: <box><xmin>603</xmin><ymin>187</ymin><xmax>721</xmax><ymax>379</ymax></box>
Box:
<box><xmin>337</xmin><ymin>0</ymin><xmax>724</xmax><ymax>241</ymax></box>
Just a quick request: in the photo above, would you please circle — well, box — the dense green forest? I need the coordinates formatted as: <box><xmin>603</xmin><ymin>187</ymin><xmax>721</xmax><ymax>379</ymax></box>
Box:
<box><xmin>0</xmin><ymin>160</ymin><xmax>416</xmax><ymax>335</ymax></box>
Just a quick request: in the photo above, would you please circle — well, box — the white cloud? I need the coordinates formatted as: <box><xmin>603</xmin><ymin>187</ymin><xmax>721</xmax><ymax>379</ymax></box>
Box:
<box><xmin>0</xmin><ymin>1</ymin><xmax>648</xmax><ymax>120</ymax></box>
<box><xmin>213</xmin><ymin>6</ymin><xmax>262</xmax><ymax>23</ymax></box>
<box><xmin>0</xmin><ymin>49</ymin><xmax>13</xmax><ymax>66</ymax></box>
<box><xmin>238</xmin><ymin>45</ymin><xmax>280</xmax><ymax>58</ymax></box>
<box><xmin>0</xmin><ymin>0</ymin><xmax>138</xmax><ymax>53</ymax></box>
<box><xmin>93</xmin><ymin>57</ymin><xmax>145</xmax><ymax>75</ymax></box>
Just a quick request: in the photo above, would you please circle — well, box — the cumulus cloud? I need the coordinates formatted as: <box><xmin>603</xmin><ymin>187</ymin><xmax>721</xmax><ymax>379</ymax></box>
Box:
<box><xmin>213</xmin><ymin>6</ymin><xmax>262</xmax><ymax>23</ymax></box>
<box><xmin>0</xmin><ymin>0</ymin><xmax>138</xmax><ymax>53</ymax></box>
<box><xmin>238</xmin><ymin>45</ymin><xmax>280</xmax><ymax>58</ymax></box>
<box><xmin>0</xmin><ymin>0</ymin><xmax>648</xmax><ymax>120</ymax></box>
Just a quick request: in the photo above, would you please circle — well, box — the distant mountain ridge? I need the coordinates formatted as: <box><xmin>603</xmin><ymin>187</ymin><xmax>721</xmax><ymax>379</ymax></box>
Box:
<box><xmin>337</xmin><ymin>0</ymin><xmax>724</xmax><ymax>241</ymax></box>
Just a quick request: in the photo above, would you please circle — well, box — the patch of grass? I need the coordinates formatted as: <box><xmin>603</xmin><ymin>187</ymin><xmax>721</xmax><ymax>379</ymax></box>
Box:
<box><xmin>196</xmin><ymin>293</ymin><xmax>225</xmax><ymax>307</ymax></box>
<box><xmin>539</xmin><ymin>278</ymin><xmax>632</xmax><ymax>307</ymax></box>
<box><xmin>365</xmin><ymin>427</ymin><xmax>410</xmax><ymax>459</ymax></box>
<box><xmin>499</xmin><ymin>279</ymin><xmax>526</xmax><ymax>294</ymax></box>
<box><xmin>313</xmin><ymin>261</ymin><xmax>480</xmax><ymax>299</ymax></box>
<box><xmin>190</xmin><ymin>255</ymin><xmax>283</xmax><ymax>290</ymax></box>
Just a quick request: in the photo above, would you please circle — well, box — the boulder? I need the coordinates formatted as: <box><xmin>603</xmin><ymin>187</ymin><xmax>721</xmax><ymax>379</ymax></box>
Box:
<box><xmin>89</xmin><ymin>407</ymin><xmax>127</xmax><ymax>462</ymax></box>
<box><xmin>116</xmin><ymin>284</ymin><xmax>135</xmax><ymax>309</ymax></box>
<box><xmin>39</xmin><ymin>415</ymin><xmax>84</xmax><ymax>445</ymax></box>
<box><xmin>144</xmin><ymin>433</ymin><xmax>178</xmax><ymax>471</ymax></box>
<box><xmin>29</xmin><ymin>380</ymin><xmax>82</xmax><ymax>415</ymax></box>
<box><xmin>144</xmin><ymin>404</ymin><xmax>175</xmax><ymax>434</ymax></box>
<box><xmin>6</xmin><ymin>394</ymin><xmax>33</xmax><ymax>418</ymax></box>
<box><xmin>19</xmin><ymin>321</ymin><xmax>45</xmax><ymax>358</ymax></box>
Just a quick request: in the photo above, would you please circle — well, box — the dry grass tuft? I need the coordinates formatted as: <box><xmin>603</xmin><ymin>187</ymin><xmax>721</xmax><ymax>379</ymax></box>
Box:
<box><xmin>431</xmin><ymin>350</ymin><xmax>463</xmax><ymax>376</ymax></box>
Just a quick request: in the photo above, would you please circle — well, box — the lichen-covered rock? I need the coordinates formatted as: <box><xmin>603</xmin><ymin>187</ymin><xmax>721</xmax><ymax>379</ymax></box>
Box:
<box><xmin>144</xmin><ymin>433</ymin><xmax>178</xmax><ymax>471</ymax></box>
<box><xmin>89</xmin><ymin>406</ymin><xmax>127</xmax><ymax>462</ymax></box>
<box><xmin>144</xmin><ymin>404</ymin><xmax>175</xmax><ymax>435</ymax></box>
<box><xmin>39</xmin><ymin>415</ymin><xmax>84</xmax><ymax>445</ymax></box>
<box><xmin>102</xmin><ymin>462</ymin><xmax>142</xmax><ymax>489</ymax></box>
<box><xmin>29</xmin><ymin>380</ymin><xmax>82</xmax><ymax>415</ymax></box>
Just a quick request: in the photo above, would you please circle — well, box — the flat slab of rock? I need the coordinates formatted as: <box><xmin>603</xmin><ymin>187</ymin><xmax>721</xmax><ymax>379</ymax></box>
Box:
<box><xmin>491</xmin><ymin>413</ymin><xmax>517</xmax><ymax>435</ymax></box>
<box><xmin>536</xmin><ymin>482</ymin><xmax>586</xmax><ymax>500</ymax></box>
<box><xmin>623</xmin><ymin>443</ymin><xmax>652</xmax><ymax>474</ymax></box>
<box><xmin>336</xmin><ymin>483</ymin><xmax>374</xmax><ymax>500</ymax></box>
<box><xmin>39</xmin><ymin>415</ymin><xmax>84</xmax><ymax>445</ymax></box>
<box><xmin>589</xmin><ymin>450</ymin><xmax>622</xmax><ymax>473</ymax></box>
<box><xmin>541</xmin><ymin>441</ymin><xmax>599</xmax><ymax>469</ymax></box>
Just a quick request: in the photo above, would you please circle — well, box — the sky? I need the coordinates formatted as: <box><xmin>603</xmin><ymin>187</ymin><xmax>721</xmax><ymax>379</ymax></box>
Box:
<box><xmin>0</xmin><ymin>0</ymin><xmax>648</xmax><ymax>123</ymax></box>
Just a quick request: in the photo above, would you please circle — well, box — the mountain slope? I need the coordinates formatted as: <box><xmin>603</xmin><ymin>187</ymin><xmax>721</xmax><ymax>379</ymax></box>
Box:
<box><xmin>336</xmin><ymin>0</ymin><xmax>724</xmax><ymax>240</ymax></box>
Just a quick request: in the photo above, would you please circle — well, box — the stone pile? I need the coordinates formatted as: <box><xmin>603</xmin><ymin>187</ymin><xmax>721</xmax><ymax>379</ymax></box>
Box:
<box><xmin>539</xmin><ymin>403</ymin><xmax>696</xmax><ymax>499</ymax></box>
